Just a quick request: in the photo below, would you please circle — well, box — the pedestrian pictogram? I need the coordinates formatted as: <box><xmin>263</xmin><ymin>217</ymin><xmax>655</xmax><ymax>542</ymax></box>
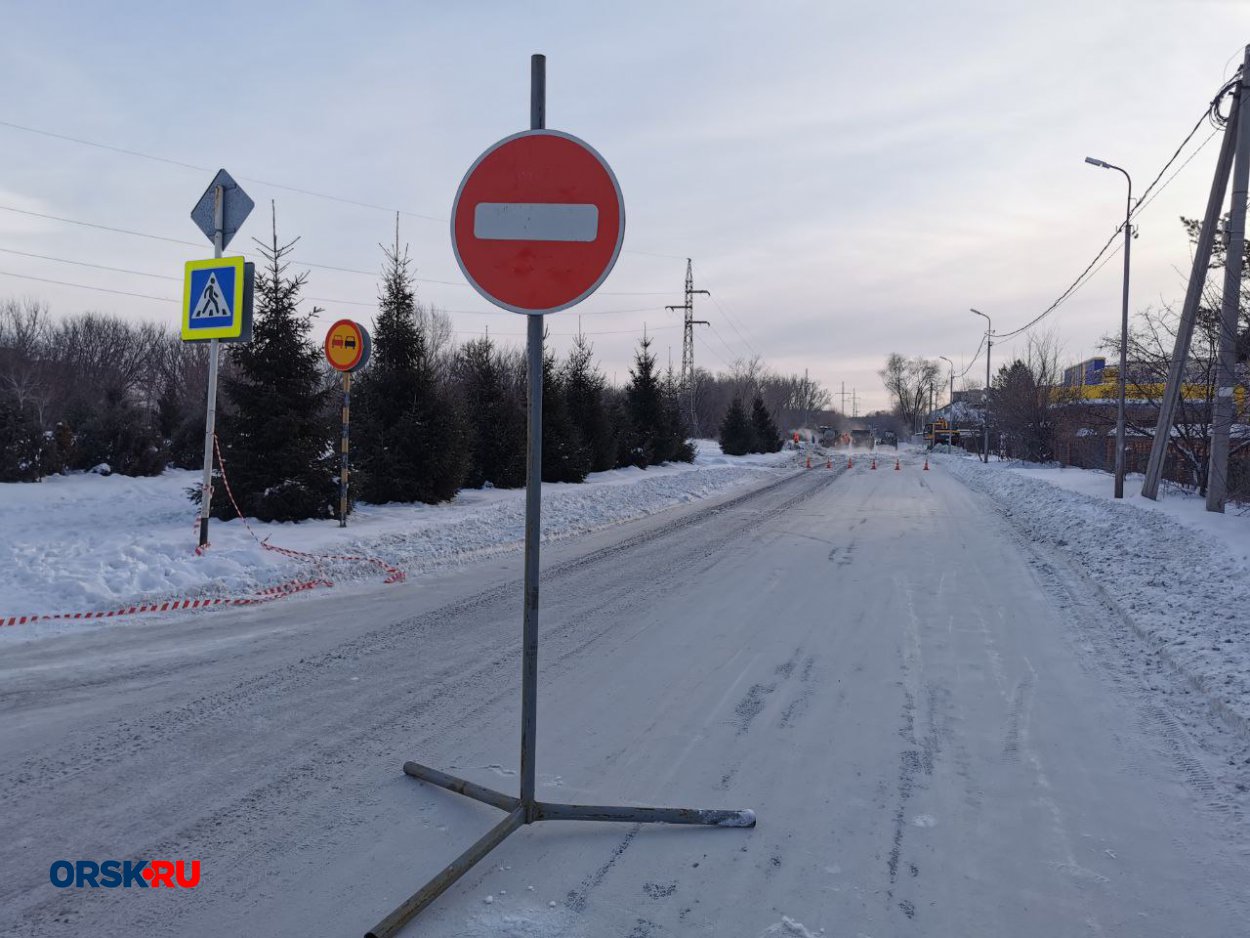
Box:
<box><xmin>191</xmin><ymin>273</ymin><xmax>229</xmax><ymax>320</ymax></box>
<box><xmin>181</xmin><ymin>257</ymin><xmax>253</xmax><ymax>342</ymax></box>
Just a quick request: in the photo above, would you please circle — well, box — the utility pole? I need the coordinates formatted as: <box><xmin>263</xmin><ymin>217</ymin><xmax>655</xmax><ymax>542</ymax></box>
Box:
<box><xmin>939</xmin><ymin>355</ymin><xmax>954</xmax><ymax>414</ymax></box>
<box><xmin>972</xmin><ymin>308</ymin><xmax>992</xmax><ymax>463</ymax></box>
<box><xmin>804</xmin><ymin>368</ymin><xmax>810</xmax><ymax>432</ymax></box>
<box><xmin>851</xmin><ymin>388</ymin><xmax>858</xmax><ymax>418</ymax></box>
<box><xmin>1208</xmin><ymin>48</ymin><xmax>1250</xmax><ymax>512</ymax></box>
<box><xmin>665</xmin><ymin>259</ymin><xmax>709</xmax><ymax>435</ymax></box>
<box><xmin>1143</xmin><ymin>52</ymin><xmax>1245</xmax><ymax>500</ymax></box>
<box><xmin>840</xmin><ymin>381</ymin><xmax>846</xmax><ymax>414</ymax></box>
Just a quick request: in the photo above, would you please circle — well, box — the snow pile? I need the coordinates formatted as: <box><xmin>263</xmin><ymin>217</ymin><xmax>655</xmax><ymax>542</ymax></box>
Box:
<box><xmin>0</xmin><ymin>440</ymin><xmax>798</xmax><ymax>630</ymax></box>
<box><xmin>941</xmin><ymin>453</ymin><xmax>1250</xmax><ymax>733</ymax></box>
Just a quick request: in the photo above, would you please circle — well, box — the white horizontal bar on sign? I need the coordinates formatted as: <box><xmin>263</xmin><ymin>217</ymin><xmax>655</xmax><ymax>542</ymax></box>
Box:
<box><xmin>473</xmin><ymin>202</ymin><xmax>599</xmax><ymax>242</ymax></box>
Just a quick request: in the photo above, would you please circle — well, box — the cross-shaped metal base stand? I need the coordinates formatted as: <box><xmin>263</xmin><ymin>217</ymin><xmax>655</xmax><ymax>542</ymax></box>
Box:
<box><xmin>365</xmin><ymin>762</ymin><xmax>755</xmax><ymax>938</ymax></box>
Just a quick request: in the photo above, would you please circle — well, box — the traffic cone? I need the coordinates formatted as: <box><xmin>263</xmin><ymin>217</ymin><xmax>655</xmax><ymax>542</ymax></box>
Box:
<box><xmin>846</xmin><ymin>455</ymin><xmax>852</xmax><ymax>468</ymax></box>
<box><xmin>871</xmin><ymin>456</ymin><xmax>877</xmax><ymax>470</ymax></box>
<box><xmin>827</xmin><ymin>456</ymin><xmax>833</xmax><ymax>469</ymax></box>
<box><xmin>805</xmin><ymin>454</ymin><xmax>811</xmax><ymax>469</ymax></box>
<box><xmin>923</xmin><ymin>456</ymin><xmax>930</xmax><ymax>471</ymax></box>
<box><xmin>894</xmin><ymin>456</ymin><xmax>901</xmax><ymax>470</ymax></box>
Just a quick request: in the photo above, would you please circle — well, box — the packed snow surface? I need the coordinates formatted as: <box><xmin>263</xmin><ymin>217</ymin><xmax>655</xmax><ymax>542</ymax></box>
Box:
<box><xmin>939</xmin><ymin>452</ymin><xmax>1250</xmax><ymax>733</ymax></box>
<box><xmin>3</xmin><ymin>452</ymin><xmax>1249</xmax><ymax>936</ymax></box>
<box><xmin>0</xmin><ymin>441</ymin><xmax>796</xmax><ymax>636</ymax></box>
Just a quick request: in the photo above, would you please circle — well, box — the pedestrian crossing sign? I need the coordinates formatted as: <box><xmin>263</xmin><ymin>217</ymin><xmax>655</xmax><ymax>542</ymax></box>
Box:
<box><xmin>181</xmin><ymin>257</ymin><xmax>253</xmax><ymax>342</ymax></box>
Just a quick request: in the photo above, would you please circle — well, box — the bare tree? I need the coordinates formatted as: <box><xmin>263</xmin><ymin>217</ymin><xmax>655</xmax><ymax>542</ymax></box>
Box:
<box><xmin>879</xmin><ymin>353</ymin><xmax>940</xmax><ymax>433</ymax></box>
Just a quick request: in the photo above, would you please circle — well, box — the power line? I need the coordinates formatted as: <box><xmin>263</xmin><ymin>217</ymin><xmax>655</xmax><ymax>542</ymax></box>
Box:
<box><xmin>0</xmin><ymin>246</ymin><xmax>180</xmax><ymax>280</ymax></box>
<box><xmin>0</xmin><ymin>202</ymin><xmax>675</xmax><ymax>298</ymax></box>
<box><xmin>994</xmin><ymin>77</ymin><xmax>1238</xmax><ymax>342</ymax></box>
<box><xmin>707</xmin><ymin>322</ymin><xmax>744</xmax><ymax>364</ymax></box>
<box><xmin>706</xmin><ymin>293</ymin><xmax>761</xmax><ymax>358</ymax></box>
<box><xmin>0</xmin><ymin>237</ymin><xmax>670</xmax><ymax>322</ymax></box>
<box><xmin>0</xmin><ymin>117</ymin><xmax>686</xmax><ymax>261</ymax></box>
<box><xmin>955</xmin><ymin>332</ymin><xmax>986</xmax><ymax>379</ymax></box>
<box><xmin>0</xmin><ymin>266</ymin><xmax>677</xmax><ymax>341</ymax></box>
<box><xmin>0</xmin><ymin>204</ymin><xmax>201</xmax><ymax>246</ymax></box>
<box><xmin>0</xmin><ymin>269</ymin><xmax>174</xmax><ymax>303</ymax></box>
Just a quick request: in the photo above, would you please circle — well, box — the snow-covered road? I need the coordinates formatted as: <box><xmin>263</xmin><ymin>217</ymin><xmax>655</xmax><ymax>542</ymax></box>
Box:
<box><xmin>3</xmin><ymin>459</ymin><xmax>1248</xmax><ymax>937</ymax></box>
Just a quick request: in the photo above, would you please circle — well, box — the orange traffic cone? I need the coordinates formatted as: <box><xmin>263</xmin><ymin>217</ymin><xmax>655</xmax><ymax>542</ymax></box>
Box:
<box><xmin>846</xmin><ymin>455</ymin><xmax>852</xmax><ymax>469</ymax></box>
<box><xmin>870</xmin><ymin>456</ymin><xmax>877</xmax><ymax>470</ymax></box>
<box><xmin>805</xmin><ymin>454</ymin><xmax>811</xmax><ymax>469</ymax></box>
<box><xmin>923</xmin><ymin>456</ymin><xmax>930</xmax><ymax>471</ymax></box>
<box><xmin>827</xmin><ymin>456</ymin><xmax>833</xmax><ymax>469</ymax></box>
<box><xmin>894</xmin><ymin>456</ymin><xmax>901</xmax><ymax>470</ymax></box>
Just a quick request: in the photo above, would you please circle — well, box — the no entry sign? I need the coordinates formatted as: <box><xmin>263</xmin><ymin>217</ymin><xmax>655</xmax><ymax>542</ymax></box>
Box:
<box><xmin>451</xmin><ymin>129</ymin><xmax>625</xmax><ymax>314</ymax></box>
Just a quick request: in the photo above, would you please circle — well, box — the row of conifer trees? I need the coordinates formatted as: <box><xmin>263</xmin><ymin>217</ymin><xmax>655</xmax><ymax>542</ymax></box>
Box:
<box><xmin>206</xmin><ymin>229</ymin><xmax>696</xmax><ymax>522</ymax></box>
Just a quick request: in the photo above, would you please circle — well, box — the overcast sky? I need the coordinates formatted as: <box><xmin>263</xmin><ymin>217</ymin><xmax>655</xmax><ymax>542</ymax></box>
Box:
<box><xmin>1</xmin><ymin>1</ymin><xmax>1246</xmax><ymax>413</ymax></box>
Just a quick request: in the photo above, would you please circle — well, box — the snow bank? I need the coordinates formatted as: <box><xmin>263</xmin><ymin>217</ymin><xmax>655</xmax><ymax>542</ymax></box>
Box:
<box><xmin>941</xmin><ymin>453</ymin><xmax>1250</xmax><ymax>734</ymax></box>
<box><xmin>0</xmin><ymin>440</ymin><xmax>799</xmax><ymax>635</ymax></box>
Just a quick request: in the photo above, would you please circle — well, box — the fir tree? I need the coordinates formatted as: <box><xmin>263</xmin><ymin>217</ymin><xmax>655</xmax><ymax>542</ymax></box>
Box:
<box><xmin>211</xmin><ymin>209</ymin><xmax>336</xmax><ymax>522</ymax></box>
<box><xmin>719</xmin><ymin>397</ymin><xmax>753</xmax><ymax>455</ymax></box>
<box><xmin>658</xmin><ymin>363</ymin><xmax>694</xmax><ymax>463</ymax></box>
<box><xmin>749</xmin><ymin>395</ymin><xmax>783</xmax><ymax>453</ymax></box>
<box><xmin>620</xmin><ymin>335</ymin><xmax>665</xmax><ymax>468</ymax></box>
<box><xmin>0</xmin><ymin>394</ymin><xmax>49</xmax><ymax>482</ymax></box>
<box><xmin>353</xmin><ymin>238</ymin><xmax>467</xmax><ymax>504</ymax></box>
<box><xmin>562</xmin><ymin>331</ymin><xmax>615</xmax><ymax>473</ymax></box>
<box><xmin>457</xmin><ymin>335</ymin><xmax>527</xmax><ymax>488</ymax></box>
<box><xmin>540</xmin><ymin>339</ymin><xmax>591</xmax><ymax>483</ymax></box>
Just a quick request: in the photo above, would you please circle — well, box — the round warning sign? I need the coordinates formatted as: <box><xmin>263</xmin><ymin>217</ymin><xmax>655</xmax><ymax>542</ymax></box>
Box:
<box><xmin>325</xmin><ymin>319</ymin><xmax>371</xmax><ymax>372</ymax></box>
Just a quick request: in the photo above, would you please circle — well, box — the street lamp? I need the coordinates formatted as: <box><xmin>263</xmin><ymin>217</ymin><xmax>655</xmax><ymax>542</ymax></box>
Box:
<box><xmin>971</xmin><ymin>309</ymin><xmax>992</xmax><ymax>463</ymax></box>
<box><xmin>1085</xmin><ymin>155</ymin><xmax>1133</xmax><ymax>498</ymax></box>
<box><xmin>938</xmin><ymin>355</ymin><xmax>954</xmax><ymax>412</ymax></box>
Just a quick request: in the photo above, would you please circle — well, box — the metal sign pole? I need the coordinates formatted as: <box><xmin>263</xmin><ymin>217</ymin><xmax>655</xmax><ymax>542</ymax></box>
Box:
<box><xmin>197</xmin><ymin>186</ymin><xmax>224</xmax><ymax>547</ymax></box>
<box><xmin>519</xmin><ymin>50</ymin><xmax>546</xmax><ymax>819</ymax></box>
<box><xmin>367</xmin><ymin>55</ymin><xmax>755</xmax><ymax>938</ymax></box>
<box><xmin>340</xmin><ymin>370</ymin><xmax>352</xmax><ymax>527</ymax></box>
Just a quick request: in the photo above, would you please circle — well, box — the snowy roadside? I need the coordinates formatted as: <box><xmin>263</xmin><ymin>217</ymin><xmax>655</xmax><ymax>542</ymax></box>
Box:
<box><xmin>0</xmin><ymin>441</ymin><xmax>801</xmax><ymax>638</ymax></box>
<box><xmin>939</xmin><ymin>452</ymin><xmax>1250</xmax><ymax>735</ymax></box>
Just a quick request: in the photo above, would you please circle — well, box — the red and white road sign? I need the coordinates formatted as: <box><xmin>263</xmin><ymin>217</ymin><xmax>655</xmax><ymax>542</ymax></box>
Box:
<box><xmin>451</xmin><ymin>129</ymin><xmax>625</xmax><ymax>315</ymax></box>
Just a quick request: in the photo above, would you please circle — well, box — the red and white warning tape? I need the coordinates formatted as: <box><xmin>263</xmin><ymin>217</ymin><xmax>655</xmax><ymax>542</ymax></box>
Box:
<box><xmin>3</xmin><ymin>436</ymin><xmax>404</xmax><ymax>629</ymax></box>
<box><xmin>201</xmin><ymin>433</ymin><xmax>405</xmax><ymax>583</ymax></box>
<box><xmin>2</xmin><ymin>576</ymin><xmax>332</xmax><ymax>628</ymax></box>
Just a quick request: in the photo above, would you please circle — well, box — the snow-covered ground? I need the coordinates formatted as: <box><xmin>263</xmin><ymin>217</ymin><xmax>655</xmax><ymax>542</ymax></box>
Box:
<box><xmin>6</xmin><ymin>454</ymin><xmax>1248</xmax><ymax>937</ymax></box>
<box><xmin>939</xmin><ymin>451</ymin><xmax>1250</xmax><ymax>735</ymax></box>
<box><xmin>0</xmin><ymin>441</ymin><xmax>799</xmax><ymax>636</ymax></box>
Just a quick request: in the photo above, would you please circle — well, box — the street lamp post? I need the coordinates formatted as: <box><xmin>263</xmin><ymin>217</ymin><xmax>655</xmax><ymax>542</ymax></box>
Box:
<box><xmin>939</xmin><ymin>355</ymin><xmax>954</xmax><ymax>412</ymax></box>
<box><xmin>971</xmin><ymin>309</ymin><xmax>992</xmax><ymax>463</ymax></box>
<box><xmin>1085</xmin><ymin>156</ymin><xmax>1133</xmax><ymax>498</ymax></box>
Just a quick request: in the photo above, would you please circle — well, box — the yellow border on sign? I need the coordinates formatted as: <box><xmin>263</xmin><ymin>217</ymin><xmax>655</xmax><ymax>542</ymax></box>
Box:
<box><xmin>182</xmin><ymin>257</ymin><xmax>246</xmax><ymax>341</ymax></box>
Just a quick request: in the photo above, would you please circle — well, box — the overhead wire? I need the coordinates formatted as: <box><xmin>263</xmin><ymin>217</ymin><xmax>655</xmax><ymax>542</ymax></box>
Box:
<box><xmin>0</xmin><ymin>117</ymin><xmax>685</xmax><ymax>260</ymax></box>
<box><xmin>993</xmin><ymin>71</ymin><xmax>1241</xmax><ymax>342</ymax></box>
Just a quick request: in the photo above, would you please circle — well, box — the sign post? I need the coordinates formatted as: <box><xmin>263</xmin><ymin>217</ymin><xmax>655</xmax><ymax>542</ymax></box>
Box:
<box><xmin>324</xmin><ymin>319</ymin><xmax>371</xmax><ymax>527</ymax></box>
<box><xmin>188</xmin><ymin>170</ymin><xmax>254</xmax><ymax>548</ymax></box>
<box><xmin>367</xmin><ymin>55</ymin><xmax>754</xmax><ymax>938</ymax></box>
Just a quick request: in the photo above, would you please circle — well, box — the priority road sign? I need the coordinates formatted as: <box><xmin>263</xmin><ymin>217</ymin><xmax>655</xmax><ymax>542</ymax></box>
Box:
<box><xmin>181</xmin><ymin>257</ymin><xmax>254</xmax><ymax>342</ymax></box>
<box><xmin>324</xmin><ymin>319</ymin><xmax>371</xmax><ymax>372</ymax></box>
<box><xmin>190</xmin><ymin>169</ymin><xmax>254</xmax><ymax>249</ymax></box>
<box><xmin>451</xmin><ymin>129</ymin><xmax>625</xmax><ymax>314</ymax></box>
